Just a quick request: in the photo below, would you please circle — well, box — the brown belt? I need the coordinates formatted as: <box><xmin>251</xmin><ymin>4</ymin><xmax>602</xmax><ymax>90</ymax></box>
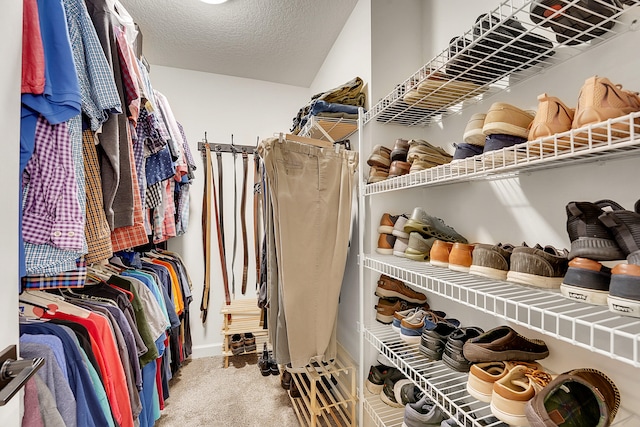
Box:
<box><xmin>253</xmin><ymin>151</ymin><xmax>261</xmax><ymax>290</ymax></box>
<box><xmin>240</xmin><ymin>151</ymin><xmax>249</xmax><ymax>294</ymax></box>
<box><xmin>201</xmin><ymin>144</ymin><xmax>230</xmax><ymax>323</ymax></box>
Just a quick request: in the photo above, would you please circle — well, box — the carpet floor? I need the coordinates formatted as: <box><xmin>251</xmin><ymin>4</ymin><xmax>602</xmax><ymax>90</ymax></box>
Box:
<box><xmin>157</xmin><ymin>354</ymin><xmax>299</xmax><ymax>427</ymax></box>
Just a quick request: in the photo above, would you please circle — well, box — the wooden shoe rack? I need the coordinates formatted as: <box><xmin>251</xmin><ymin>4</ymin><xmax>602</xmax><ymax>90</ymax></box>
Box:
<box><xmin>288</xmin><ymin>350</ymin><xmax>357</xmax><ymax>427</ymax></box>
<box><xmin>220</xmin><ymin>298</ymin><xmax>268</xmax><ymax>368</ymax></box>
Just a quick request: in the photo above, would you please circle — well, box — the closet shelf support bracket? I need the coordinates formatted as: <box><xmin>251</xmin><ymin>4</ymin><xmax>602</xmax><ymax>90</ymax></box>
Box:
<box><xmin>0</xmin><ymin>345</ymin><xmax>45</xmax><ymax>406</ymax></box>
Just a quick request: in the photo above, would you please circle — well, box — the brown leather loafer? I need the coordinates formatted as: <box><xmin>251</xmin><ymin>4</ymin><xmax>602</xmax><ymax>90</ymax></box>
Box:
<box><xmin>388</xmin><ymin>160</ymin><xmax>410</xmax><ymax>178</ymax></box>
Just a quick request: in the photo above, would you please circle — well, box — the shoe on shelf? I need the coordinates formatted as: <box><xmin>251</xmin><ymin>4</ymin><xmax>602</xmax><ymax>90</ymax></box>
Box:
<box><xmin>506</xmin><ymin>244</ymin><xmax>569</xmax><ymax>289</ymax></box>
<box><xmin>452</xmin><ymin>142</ymin><xmax>483</xmax><ymax>160</ymax></box>
<box><xmin>243</xmin><ymin>332</ymin><xmax>256</xmax><ymax>352</ymax></box>
<box><xmin>368</xmin><ymin>165</ymin><xmax>389</xmax><ymax>183</ymax></box>
<box><xmin>441</xmin><ymin>326</ymin><xmax>484</xmax><ymax>373</ymax></box>
<box><xmin>571</xmin><ymin>75</ymin><xmax>640</xmax><ymax>141</ymax></box>
<box><xmin>389</xmin><ymin>160</ymin><xmax>411</xmax><ymax>178</ymax></box>
<box><xmin>530</xmin><ymin>0</ymin><xmax>621</xmax><ymax>45</ymax></box>
<box><xmin>392</xmin><ymin>307</ymin><xmax>424</xmax><ymax>333</ymax></box>
<box><xmin>463</xmin><ymin>325</ymin><xmax>550</xmax><ymax>363</ymax></box>
<box><xmin>393</xmin><ymin>236</ymin><xmax>410</xmax><ymax>258</ymax></box>
<box><xmin>598</xmin><ymin>199</ymin><xmax>640</xmax><ymax>264</ymax></box>
<box><xmin>608</xmin><ymin>263</ymin><xmax>640</xmax><ymax>317</ymax></box>
<box><xmin>404</xmin><ymin>232</ymin><xmax>437</xmax><ymax>262</ymax></box>
<box><xmin>566</xmin><ymin>199</ymin><xmax>626</xmax><ymax>261</ymax></box>
<box><xmin>392</xmin><ymin>215</ymin><xmax>410</xmax><ymax>239</ymax></box>
<box><xmin>419</xmin><ymin>321</ymin><xmax>458</xmax><ymax>360</ymax></box>
<box><xmin>448</xmin><ymin>243</ymin><xmax>475</xmax><ymax>272</ymax></box>
<box><xmin>376</xmin><ymin>233</ymin><xmax>397</xmax><ymax>255</ymax></box>
<box><xmin>430</xmin><ymin>240</ymin><xmax>454</xmax><ymax>268</ymax></box>
<box><xmin>367</xmin><ymin>144</ymin><xmax>392</xmax><ymax>168</ymax></box>
<box><xmin>378</xmin><ymin>213</ymin><xmax>405</xmax><ymax>234</ymax></box>
<box><xmin>375</xmin><ymin>274</ymin><xmax>428</xmax><ymax>304</ymax></box>
<box><xmin>467</xmin><ymin>360</ymin><xmax>542</xmax><ymax>403</ymax></box>
<box><xmin>402</xmin><ymin>395</ymin><xmax>446</xmax><ymax>427</ymax></box>
<box><xmin>375</xmin><ymin>298</ymin><xmax>430</xmax><ymax>325</ymax></box>
<box><xmin>407</xmin><ymin>139</ymin><xmax>453</xmax><ymax>165</ymax></box>
<box><xmin>258</xmin><ymin>343</ymin><xmax>270</xmax><ymax>376</ymax></box>
<box><xmin>483</xmin><ymin>102</ymin><xmax>536</xmax><ymax>139</ymax></box>
<box><xmin>527</xmin><ymin>93</ymin><xmax>575</xmax><ymax>154</ymax></box>
<box><xmin>560</xmin><ymin>257</ymin><xmax>612</xmax><ymax>305</ymax></box>
<box><xmin>447</xmin><ymin>36</ymin><xmax>505</xmax><ymax>85</ymax></box>
<box><xmin>395</xmin><ymin>381</ymin><xmax>424</xmax><ymax>406</ymax></box>
<box><xmin>365</xmin><ymin>363</ymin><xmax>395</xmax><ymax>394</ymax></box>
<box><xmin>404</xmin><ymin>207</ymin><xmax>468</xmax><ymax>243</ymax></box>
<box><xmin>380</xmin><ymin>369</ymin><xmax>407</xmax><ymax>408</ymax></box>
<box><xmin>490</xmin><ymin>365</ymin><xmax>553</xmax><ymax>426</ymax></box>
<box><xmin>525</xmin><ymin>368</ymin><xmax>620</xmax><ymax>426</ymax></box>
<box><xmin>409</xmin><ymin>158</ymin><xmax>440</xmax><ymax>173</ymax></box>
<box><xmin>469</xmin><ymin>243</ymin><xmax>515</xmax><ymax>280</ymax></box>
<box><xmin>473</xmin><ymin>13</ymin><xmax>555</xmax><ymax>73</ymax></box>
<box><xmin>463</xmin><ymin>113</ymin><xmax>488</xmax><ymax>146</ymax></box>
<box><xmin>399</xmin><ymin>309</ymin><xmax>433</xmax><ymax>343</ymax></box>
<box><xmin>390</xmin><ymin>138</ymin><xmax>410</xmax><ymax>162</ymax></box>
<box><xmin>230</xmin><ymin>333</ymin><xmax>244</xmax><ymax>355</ymax></box>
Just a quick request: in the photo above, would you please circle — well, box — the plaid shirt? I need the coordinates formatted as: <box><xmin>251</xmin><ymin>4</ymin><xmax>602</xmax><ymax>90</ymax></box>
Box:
<box><xmin>22</xmin><ymin>116</ymin><xmax>85</xmax><ymax>251</ymax></box>
<box><xmin>22</xmin><ymin>257</ymin><xmax>87</xmax><ymax>289</ymax></box>
<box><xmin>62</xmin><ymin>0</ymin><xmax>121</xmax><ymax>131</ymax></box>
<box><xmin>138</xmin><ymin>106</ymin><xmax>166</xmax><ymax>156</ymax></box>
<box><xmin>111</xmin><ymin>135</ymin><xmax>149</xmax><ymax>252</ymax></box>
<box><xmin>25</xmin><ymin>116</ymin><xmax>87</xmax><ymax>275</ymax></box>
<box><xmin>115</xmin><ymin>25</ymin><xmax>140</xmax><ymax>122</ymax></box>
<box><xmin>82</xmin><ymin>130</ymin><xmax>113</xmax><ymax>264</ymax></box>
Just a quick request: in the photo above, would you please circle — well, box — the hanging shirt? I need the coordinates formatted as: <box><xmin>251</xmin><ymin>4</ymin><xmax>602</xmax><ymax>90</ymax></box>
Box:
<box><xmin>22</xmin><ymin>0</ymin><xmax>45</xmax><ymax>95</ymax></box>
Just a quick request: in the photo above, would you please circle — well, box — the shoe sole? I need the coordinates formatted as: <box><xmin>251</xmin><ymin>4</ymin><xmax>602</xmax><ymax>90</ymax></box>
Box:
<box><xmin>404</xmin><ymin>218</ymin><xmax>461</xmax><ymax>242</ymax></box>
<box><xmin>490</xmin><ymin>397</ymin><xmax>528</xmax><ymax>427</ymax></box>
<box><xmin>392</xmin><ymin>250</ymin><xmax>407</xmax><ymax>257</ymax></box>
<box><xmin>392</xmin><ymin>229</ymin><xmax>409</xmax><ymax>239</ymax></box>
<box><xmin>463</xmin><ymin>129</ymin><xmax>486</xmax><ymax>146</ymax></box>
<box><xmin>376</xmin><ymin>247</ymin><xmax>394</xmax><ymax>255</ymax></box>
<box><xmin>404</xmin><ymin>251</ymin><xmax>429</xmax><ymax>262</ymax></box>
<box><xmin>365</xmin><ymin>380</ymin><xmax>384</xmax><ymax>395</ymax></box>
<box><xmin>560</xmin><ymin>283</ymin><xmax>609</xmax><ymax>305</ymax></box>
<box><xmin>466</xmin><ymin>380</ymin><xmax>492</xmax><ymax>403</ymax></box>
<box><xmin>469</xmin><ymin>265</ymin><xmax>508</xmax><ymax>281</ymax></box>
<box><xmin>506</xmin><ymin>271</ymin><xmax>564</xmax><ymax>289</ymax></box>
<box><xmin>569</xmin><ymin>237</ymin><xmax>626</xmax><ymax>261</ymax></box>
<box><xmin>399</xmin><ymin>332</ymin><xmax>422</xmax><ymax>344</ymax></box>
<box><xmin>375</xmin><ymin>313</ymin><xmax>394</xmax><ymax>324</ymax></box>
<box><xmin>608</xmin><ymin>295</ymin><xmax>640</xmax><ymax>318</ymax></box>
<box><xmin>377</xmin><ymin>225</ymin><xmax>395</xmax><ymax>234</ymax></box>
<box><xmin>463</xmin><ymin>344</ymin><xmax>549</xmax><ymax>363</ymax></box>
<box><xmin>482</xmin><ymin>122</ymin><xmax>530</xmax><ymax>139</ymax></box>
<box><xmin>441</xmin><ymin>352</ymin><xmax>472</xmax><ymax>373</ymax></box>
<box><xmin>418</xmin><ymin>344</ymin><xmax>442</xmax><ymax>360</ymax></box>
<box><xmin>449</xmin><ymin>264</ymin><xmax>470</xmax><ymax>273</ymax></box>
<box><xmin>430</xmin><ymin>259</ymin><xmax>449</xmax><ymax>268</ymax></box>
<box><xmin>375</xmin><ymin>287</ymin><xmax>427</xmax><ymax>304</ymax></box>
<box><xmin>379</xmin><ymin>390</ymin><xmax>404</xmax><ymax>408</ymax></box>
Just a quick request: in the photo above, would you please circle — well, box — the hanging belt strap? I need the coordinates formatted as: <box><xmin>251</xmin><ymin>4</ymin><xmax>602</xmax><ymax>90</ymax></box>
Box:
<box><xmin>216</xmin><ymin>150</ymin><xmax>226</xmax><ymax>252</ymax></box>
<box><xmin>240</xmin><ymin>151</ymin><xmax>249</xmax><ymax>294</ymax></box>
<box><xmin>253</xmin><ymin>152</ymin><xmax>261</xmax><ymax>289</ymax></box>
<box><xmin>202</xmin><ymin>145</ymin><xmax>231</xmax><ymax>324</ymax></box>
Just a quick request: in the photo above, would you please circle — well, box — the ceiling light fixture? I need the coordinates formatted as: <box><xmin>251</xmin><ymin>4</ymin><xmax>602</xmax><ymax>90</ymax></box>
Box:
<box><xmin>200</xmin><ymin>0</ymin><xmax>228</xmax><ymax>4</ymax></box>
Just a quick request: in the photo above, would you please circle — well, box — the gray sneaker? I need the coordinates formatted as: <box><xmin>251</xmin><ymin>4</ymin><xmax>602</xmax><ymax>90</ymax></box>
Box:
<box><xmin>405</xmin><ymin>232</ymin><xmax>437</xmax><ymax>262</ymax></box>
<box><xmin>469</xmin><ymin>243</ymin><xmax>516</xmax><ymax>281</ymax></box>
<box><xmin>404</xmin><ymin>207</ymin><xmax>468</xmax><ymax>243</ymax></box>
<box><xmin>402</xmin><ymin>396</ymin><xmax>446</xmax><ymax>427</ymax></box>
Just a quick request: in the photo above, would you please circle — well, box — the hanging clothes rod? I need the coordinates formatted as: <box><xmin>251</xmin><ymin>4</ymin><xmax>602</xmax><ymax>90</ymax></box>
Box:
<box><xmin>197</xmin><ymin>141</ymin><xmax>256</xmax><ymax>154</ymax></box>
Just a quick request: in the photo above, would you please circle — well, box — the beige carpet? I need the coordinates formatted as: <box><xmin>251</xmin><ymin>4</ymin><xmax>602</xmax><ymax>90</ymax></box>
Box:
<box><xmin>157</xmin><ymin>354</ymin><xmax>300</xmax><ymax>427</ymax></box>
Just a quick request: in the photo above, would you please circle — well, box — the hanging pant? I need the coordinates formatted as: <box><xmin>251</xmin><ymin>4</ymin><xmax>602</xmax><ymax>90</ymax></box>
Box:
<box><xmin>260</xmin><ymin>137</ymin><xmax>358</xmax><ymax>368</ymax></box>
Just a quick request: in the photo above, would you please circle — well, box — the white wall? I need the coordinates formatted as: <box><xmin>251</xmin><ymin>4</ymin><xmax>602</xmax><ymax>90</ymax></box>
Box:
<box><xmin>0</xmin><ymin>1</ymin><xmax>22</xmax><ymax>425</ymax></box>
<box><xmin>150</xmin><ymin>65</ymin><xmax>309</xmax><ymax>358</ymax></box>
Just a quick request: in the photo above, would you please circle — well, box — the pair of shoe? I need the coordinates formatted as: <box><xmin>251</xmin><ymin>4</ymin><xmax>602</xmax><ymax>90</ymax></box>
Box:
<box><xmin>429</xmin><ymin>240</ymin><xmax>477</xmax><ymax>273</ymax></box>
<box><xmin>377</xmin><ymin>213</ymin><xmax>409</xmax><ymax>255</ymax></box>
<box><xmin>402</xmin><ymin>395</ymin><xmax>446</xmax><ymax>427</ymax></box>
<box><xmin>399</xmin><ymin>308</ymin><xmax>460</xmax><ymax>344</ymax></box>
<box><xmin>528</xmin><ymin>76</ymin><xmax>640</xmax><ymax>153</ymax></box>
<box><xmin>376</xmin><ymin>297</ymin><xmax>430</xmax><ymax>325</ymax></box>
<box><xmin>230</xmin><ymin>332</ymin><xmax>256</xmax><ymax>355</ymax></box>
<box><xmin>258</xmin><ymin>343</ymin><xmax>279</xmax><ymax>376</ymax></box>
<box><xmin>420</xmin><ymin>324</ymin><xmax>484</xmax><ymax>371</ymax></box>
<box><xmin>366</xmin><ymin>363</ymin><xmax>410</xmax><ymax>407</ymax></box>
<box><xmin>406</xmin><ymin>139</ymin><xmax>454</xmax><ymax>173</ymax></box>
<box><xmin>404</xmin><ymin>207</ymin><xmax>468</xmax><ymax>244</ymax></box>
<box><xmin>375</xmin><ymin>274</ymin><xmax>428</xmax><ymax>305</ymax></box>
<box><xmin>367</xmin><ymin>145</ymin><xmax>391</xmax><ymax>183</ymax></box>
<box><xmin>468</xmin><ymin>242</ymin><xmax>569</xmax><ymax>289</ymax></box>
<box><xmin>562</xmin><ymin>199</ymin><xmax>640</xmax><ymax>315</ymax></box>
<box><xmin>530</xmin><ymin>0</ymin><xmax>623</xmax><ymax>45</ymax></box>
<box><xmin>402</xmin><ymin>71</ymin><xmax>486</xmax><ymax>111</ymax></box>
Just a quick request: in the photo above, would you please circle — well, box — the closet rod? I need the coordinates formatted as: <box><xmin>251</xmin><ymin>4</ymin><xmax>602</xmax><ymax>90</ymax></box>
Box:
<box><xmin>197</xmin><ymin>141</ymin><xmax>256</xmax><ymax>155</ymax></box>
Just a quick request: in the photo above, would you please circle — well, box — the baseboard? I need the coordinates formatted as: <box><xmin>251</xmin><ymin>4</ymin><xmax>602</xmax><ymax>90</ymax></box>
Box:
<box><xmin>191</xmin><ymin>342</ymin><xmax>223</xmax><ymax>359</ymax></box>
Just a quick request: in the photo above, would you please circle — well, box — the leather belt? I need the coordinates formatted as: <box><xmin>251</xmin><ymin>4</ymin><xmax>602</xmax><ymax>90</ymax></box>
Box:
<box><xmin>253</xmin><ymin>151</ymin><xmax>262</xmax><ymax>290</ymax></box>
<box><xmin>201</xmin><ymin>145</ymin><xmax>230</xmax><ymax>323</ymax></box>
<box><xmin>240</xmin><ymin>151</ymin><xmax>249</xmax><ymax>294</ymax></box>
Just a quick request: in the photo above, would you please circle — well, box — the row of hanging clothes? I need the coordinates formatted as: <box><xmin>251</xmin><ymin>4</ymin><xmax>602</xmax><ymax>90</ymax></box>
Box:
<box><xmin>18</xmin><ymin>249</ymin><xmax>193</xmax><ymax>427</ymax></box>
<box><xmin>20</xmin><ymin>0</ymin><xmax>197</xmax><ymax>286</ymax></box>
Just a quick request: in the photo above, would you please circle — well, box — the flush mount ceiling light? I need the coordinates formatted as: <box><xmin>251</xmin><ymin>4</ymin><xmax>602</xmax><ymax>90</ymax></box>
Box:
<box><xmin>200</xmin><ymin>0</ymin><xmax>228</xmax><ymax>3</ymax></box>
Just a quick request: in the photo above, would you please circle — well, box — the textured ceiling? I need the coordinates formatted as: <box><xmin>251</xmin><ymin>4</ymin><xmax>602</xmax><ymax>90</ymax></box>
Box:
<box><xmin>120</xmin><ymin>0</ymin><xmax>359</xmax><ymax>87</ymax></box>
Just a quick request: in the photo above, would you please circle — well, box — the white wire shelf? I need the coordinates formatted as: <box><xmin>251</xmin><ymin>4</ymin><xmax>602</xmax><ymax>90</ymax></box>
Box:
<box><xmin>299</xmin><ymin>116</ymin><xmax>358</xmax><ymax>143</ymax></box>
<box><xmin>363</xmin><ymin>322</ymin><xmax>507</xmax><ymax>427</ymax></box>
<box><xmin>364</xmin><ymin>111</ymin><xmax>640</xmax><ymax>195</ymax></box>
<box><xmin>364</xmin><ymin>253</ymin><xmax>640</xmax><ymax>368</ymax></box>
<box><xmin>363</xmin><ymin>393</ymin><xmax>404</xmax><ymax>427</ymax></box>
<box><xmin>365</xmin><ymin>0</ymin><xmax>640</xmax><ymax>127</ymax></box>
